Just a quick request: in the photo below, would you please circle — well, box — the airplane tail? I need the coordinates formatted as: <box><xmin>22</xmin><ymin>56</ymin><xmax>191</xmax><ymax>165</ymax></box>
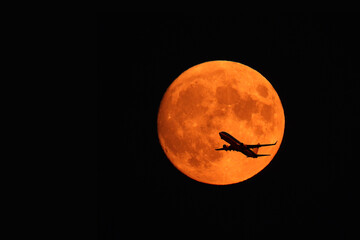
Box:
<box><xmin>253</xmin><ymin>143</ymin><xmax>260</xmax><ymax>154</ymax></box>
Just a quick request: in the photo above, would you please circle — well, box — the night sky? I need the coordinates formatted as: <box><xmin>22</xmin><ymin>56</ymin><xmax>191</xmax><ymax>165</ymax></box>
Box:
<box><xmin>98</xmin><ymin>13</ymin><xmax>358</xmax><ymax>239</ymax></box>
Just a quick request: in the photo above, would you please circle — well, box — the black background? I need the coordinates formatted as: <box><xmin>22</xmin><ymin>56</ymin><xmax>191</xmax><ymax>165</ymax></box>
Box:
<box><xmin>98</xmin><ymin>13</ymin><xmax>358</xmax><ymax>239</ymax></box>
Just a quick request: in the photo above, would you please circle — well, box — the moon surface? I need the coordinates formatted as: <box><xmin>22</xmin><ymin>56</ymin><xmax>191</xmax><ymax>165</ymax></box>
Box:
<box><xmin>157</xmin><ymin>61</ymin><xmax>285</xmax><ymax>185</ymax></box>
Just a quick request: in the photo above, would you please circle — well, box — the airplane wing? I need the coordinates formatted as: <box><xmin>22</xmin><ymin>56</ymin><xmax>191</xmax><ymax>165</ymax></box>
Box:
<box><xmin>247</xmin><ymin>141</ymin><xmax>277</xmax><ymax>148</ymax></box>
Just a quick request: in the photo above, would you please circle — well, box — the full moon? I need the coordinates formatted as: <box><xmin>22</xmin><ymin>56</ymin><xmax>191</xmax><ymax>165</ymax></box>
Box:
<box><xmin>157</xmin><ymin>61</ymin><xmax>285</xmax><ymax>185</ymax></box>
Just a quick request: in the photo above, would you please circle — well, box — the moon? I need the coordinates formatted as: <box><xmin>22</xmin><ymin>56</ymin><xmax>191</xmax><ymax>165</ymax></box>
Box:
<box><xmin>157</xmin><ymin>60</ymin><xmax>285</xmax><ymax>185</ymax></box>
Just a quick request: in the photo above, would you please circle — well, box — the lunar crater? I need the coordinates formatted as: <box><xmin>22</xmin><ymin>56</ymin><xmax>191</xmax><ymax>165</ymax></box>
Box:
<box><xmin>256</xmin><ymin>84</ymin><xmax>269</xmax><ymax>98</ymax></box>
<box><xmin>176</xmin><ymin>83</ymin><xmax>209</xmax><ymax>117</ymax></box>
<box><xmin>188</xmin><ymin>156</ymin><xmax>201</xmax><ymax>167</ymax></box>
<box><xmin>232</xmin><ymin>93</ymin><xmax>258</xmax><ymax>122</ymax></box>
<box><xmin>216</xmin><ymin>86</ymin><xmax>240</xmax><ymax>105</ymax></box>
<box><xmin>260</xmin><ymin>103</ymin><xmax>275</xmax><ymax>122</ymax></box>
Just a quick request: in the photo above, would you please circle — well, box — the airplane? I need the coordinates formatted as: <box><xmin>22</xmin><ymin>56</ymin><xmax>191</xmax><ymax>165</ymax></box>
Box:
<box><xmin>215</xmin><ymin>131</ymin><xmax>277</xmax><ymax>158</ymax></box>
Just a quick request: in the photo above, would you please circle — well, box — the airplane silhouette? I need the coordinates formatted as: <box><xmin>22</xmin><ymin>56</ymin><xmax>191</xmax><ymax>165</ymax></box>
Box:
<box><xmin>215</xmin><ymin>131</ymin><xmax>277</xmax><ymax>158</ymax></box>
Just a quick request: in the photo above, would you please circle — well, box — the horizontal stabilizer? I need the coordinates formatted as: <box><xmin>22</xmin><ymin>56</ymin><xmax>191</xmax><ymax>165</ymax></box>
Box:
<box><xmin>256</xmin><ymin>154</ymin><xmax>270</xmax><ymax>157</ymax></box>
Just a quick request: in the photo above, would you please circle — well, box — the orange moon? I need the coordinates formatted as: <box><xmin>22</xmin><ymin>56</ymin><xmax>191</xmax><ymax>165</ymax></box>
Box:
<box><xmin>157</xmin><ymin>61</ymin><xmax>285</xmax><ymax>185</ymax></box>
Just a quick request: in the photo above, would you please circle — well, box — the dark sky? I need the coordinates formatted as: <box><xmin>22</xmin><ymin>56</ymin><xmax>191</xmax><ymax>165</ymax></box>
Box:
<box><xmin>98</xmin><ymin>13</ymin><xmax>358</xmax><ymax>239</ymax></box>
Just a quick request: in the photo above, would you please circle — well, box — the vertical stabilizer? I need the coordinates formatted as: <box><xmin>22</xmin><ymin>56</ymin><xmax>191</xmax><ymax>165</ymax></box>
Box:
<box><xmin>253</xmin><ymin>143</ymin><xmax>260</xmax><ymax>154</ymax></box>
